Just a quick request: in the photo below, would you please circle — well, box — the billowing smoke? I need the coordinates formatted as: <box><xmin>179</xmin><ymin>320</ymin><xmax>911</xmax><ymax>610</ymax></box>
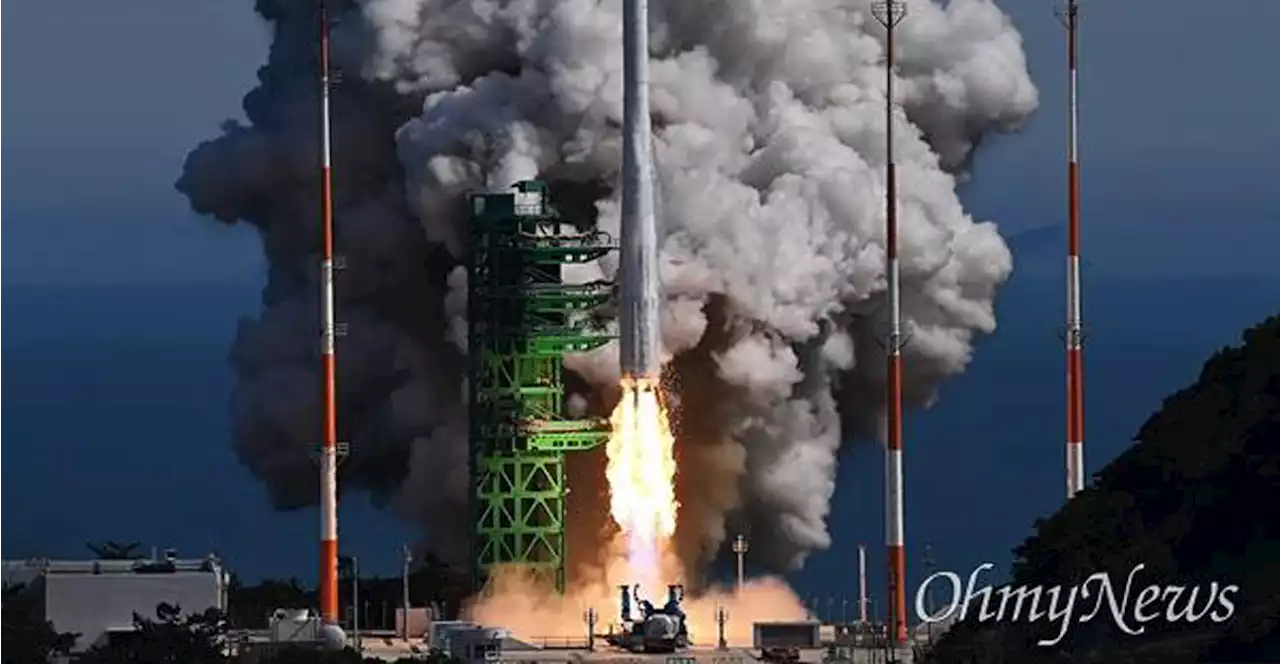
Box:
<box><xmin>179</xmin><ymin>0</ymin><xmax>1035</xmax><ymax>575</ymax></box>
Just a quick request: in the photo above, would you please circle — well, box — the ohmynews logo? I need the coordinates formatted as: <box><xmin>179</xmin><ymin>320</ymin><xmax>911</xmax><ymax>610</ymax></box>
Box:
<box><xmin>915</xmin><ymin>563</ymin><xmax>1239</xmax><ymax>646</ymax></box>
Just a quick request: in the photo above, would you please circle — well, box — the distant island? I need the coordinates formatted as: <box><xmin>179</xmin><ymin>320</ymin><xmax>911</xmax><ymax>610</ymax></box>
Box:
<box><xmin>925</xmin><ymin>315</ymin><xmax>1280</xmax><ymax>663</ymax></box>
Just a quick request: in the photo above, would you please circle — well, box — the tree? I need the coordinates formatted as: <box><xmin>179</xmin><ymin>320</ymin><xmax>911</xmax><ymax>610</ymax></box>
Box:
<box><xmin>86</xmin><ymin>540</ymin><xmax>145</xmax><ymax>560</ymax></box>
<box><xmin>1</xmin><ymin>583</ymin><xmax>78</xmax><ymax>664</ymax></box>
<box><xmin>225</xmin><ymin>576</ymin><xmax>313</xmax><ymax>628</ymax></box>
<box><xmin>925</xmin><ymin>315</ymin><xmax>1280</xmax><ymax>663</ymax></box>
<box><xmin>257</xmin><ymin>646</ymin><xmax>367</xmax><ymax>663</ymax></box>
<box><xmin>77</xmin><ymin>602</ymin><xmax>230</xmax><ymax>664</ymax></box>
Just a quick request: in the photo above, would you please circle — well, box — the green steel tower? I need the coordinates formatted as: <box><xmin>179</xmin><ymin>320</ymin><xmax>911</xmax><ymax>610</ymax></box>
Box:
<box><xmin>467</xmin><ymin>180</ymin><xmax>617</xmax><ymax>593</ymax></box>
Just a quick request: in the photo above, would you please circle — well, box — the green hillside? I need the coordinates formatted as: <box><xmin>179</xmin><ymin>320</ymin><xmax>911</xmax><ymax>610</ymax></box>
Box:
<box><xmin>926</xmin><ymin>315</ymin><xmax>1280</xmax><ymax>663</ymax></box>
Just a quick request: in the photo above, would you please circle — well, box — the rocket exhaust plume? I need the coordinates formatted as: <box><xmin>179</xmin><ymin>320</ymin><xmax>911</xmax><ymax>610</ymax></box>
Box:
<box><xmin>177</xmin><ymin>0</ymin><xmax>1038</xmax><ymax>586</ymax></box>
<box><xmin>605</xmin><ymin>377</ymin><xmax>678</xmax><ymax>591</ymax></box>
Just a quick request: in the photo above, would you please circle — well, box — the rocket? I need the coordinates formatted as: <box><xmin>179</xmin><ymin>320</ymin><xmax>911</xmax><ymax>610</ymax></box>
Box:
<box><xmin>618</xmin><ymin>0</ymin><xmax>662</xmax><ymax>381</ymax></box>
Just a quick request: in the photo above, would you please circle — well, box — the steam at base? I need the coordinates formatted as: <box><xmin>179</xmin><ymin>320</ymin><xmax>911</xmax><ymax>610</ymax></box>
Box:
<box><xmin>466</xmin><ymin>538</ymin><xmax>807</xmax><ymax>646</ymax></box>
<box><xmin>465</xmin><ymin>377</ymin><xmax>806</xmax><ymax>644</ymax></box>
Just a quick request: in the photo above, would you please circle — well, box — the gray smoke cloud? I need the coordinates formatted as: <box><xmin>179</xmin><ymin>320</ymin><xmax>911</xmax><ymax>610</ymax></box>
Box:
<box><xmin>179</xmin><ymin>0</ymin><xmax>1036</xmax><ymax>573</ymax></box>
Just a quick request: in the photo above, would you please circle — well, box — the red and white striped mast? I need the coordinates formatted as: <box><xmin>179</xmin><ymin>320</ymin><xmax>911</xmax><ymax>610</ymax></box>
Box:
<box><xmin>872</xmin><ymin>0</ymin><xmax>908</xmax><ymax>649</ymax></box>
<box><xmin>1058</xmin><ymin>0</ymin><xmax>1085</xmax><ymax>500</ymax></box>
<box><xmin>316</xmin><ymin>0</ymin><xmax>341</xmax><ymax>625</ymax></box>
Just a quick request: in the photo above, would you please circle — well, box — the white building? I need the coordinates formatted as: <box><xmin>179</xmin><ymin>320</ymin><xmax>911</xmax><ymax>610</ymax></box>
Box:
<box><xmin>4</xmin><ymin>552</ymin><xmax>230</xmax><ymax>653</ymax></box>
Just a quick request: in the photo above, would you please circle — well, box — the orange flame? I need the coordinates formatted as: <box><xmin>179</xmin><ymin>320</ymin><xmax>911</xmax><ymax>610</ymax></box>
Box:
<box><xmin>605</xmin><ymin>376</ymin><xmax>679</xmax><ymax>551</ymax></box>
<box><xmin>463</xmin><ymin>375</ymin><xmax>807</xmax><ymax>641</ymax></box>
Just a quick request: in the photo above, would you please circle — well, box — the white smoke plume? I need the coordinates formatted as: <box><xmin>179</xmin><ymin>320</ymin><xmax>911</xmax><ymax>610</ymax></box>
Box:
<box><xmin>179</xmin><ymin>0</ymin><xmax>1035</xmax><ymax>575</ymax></box>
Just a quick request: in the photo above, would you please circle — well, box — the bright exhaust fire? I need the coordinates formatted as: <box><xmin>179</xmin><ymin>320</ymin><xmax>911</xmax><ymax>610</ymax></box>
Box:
<box><xmin>605</xmin><ymin>375</ymin><xmax>679</xmax><ymax>591</ymax></box>
<box><xmin>463</xmin><ymin>373</ymin><xmax>807</xmax><ymax>643</ymax></box>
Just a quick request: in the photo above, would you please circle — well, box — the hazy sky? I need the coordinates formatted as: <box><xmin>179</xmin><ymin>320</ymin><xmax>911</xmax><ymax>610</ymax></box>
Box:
<box><xmin>4</xmin><ymin>0</ymin><xmax>1279</xmax><ymax>590</ymax></box>
<box><xmin>3</xmin><ymin>0</ymin><xmax>1279</xmax><ymax>286</ymax></box>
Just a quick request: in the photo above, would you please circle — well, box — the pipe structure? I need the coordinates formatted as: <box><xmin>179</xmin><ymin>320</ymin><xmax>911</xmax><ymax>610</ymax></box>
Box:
<box><xmin>858</xmin><ymin>544</ymin><xmax>868</xmax><ymax>624</ymax></box>
<box><xmin>1060</xmin><ymin>0</ymin><xmax>1086</xmax><ymax>500</ymax></box>
<box><xmin>619</xmin><ymin>0</ymin><xmax>661</xmax><ymax>381</ymax></box>
<box><xmin>402</xmin><ymin>545</ymin><xmax>412</xmax><ymax>641</ymax></box>
<box><xmin>871</xmin><ymin>0</ymin><xmax>908</xmax><ymax>648</ymax></box>
<box><xmin>316</xmin><ymin>0</ymin><xmax>340</xmax><ymax>626</ymax></box>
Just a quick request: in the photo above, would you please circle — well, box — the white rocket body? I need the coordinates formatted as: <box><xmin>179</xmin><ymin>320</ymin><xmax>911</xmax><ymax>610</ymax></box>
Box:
<box><xmin>619</xmin><ymin>0</ymin><xmax>662</xmax><ymax>381</ymax></box>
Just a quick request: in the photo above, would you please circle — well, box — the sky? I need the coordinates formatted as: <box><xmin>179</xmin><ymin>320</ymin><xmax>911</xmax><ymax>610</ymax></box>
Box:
<box><xmin>3</xmin><ymin>0</ymin><xmax>1280</xmax><ymax>602</ymax></box>
<box><xmin>3</xmin><ymin>0</ymin><xmax>1280</xmax><ymax>287</ymax></box>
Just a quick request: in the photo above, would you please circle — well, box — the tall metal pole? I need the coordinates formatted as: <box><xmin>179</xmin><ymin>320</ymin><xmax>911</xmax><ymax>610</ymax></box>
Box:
<box><xmin>350</xmin><ymin>556</ymin><xmax>361</xmax><ymax>651</ymax></box>
<box><xmin>858</xmin><ymin>543</ymin><xmax>868</xmax><ymax>624</ymax></box>
<box><xmin>401</xmin><ymin>544</ymin><xmax>412</xmax><ymax>641</ymax></box>
<box><xmin>732</xmin><ymin>534</ymin><xmax>748</xmax><ymax>593</ymax></box>
<box><xmin>871</xmin><ymin>0</ymin><xmax>908</xmax><ymax>650</ymax></box>
<box><xmin>584</xmin><ymin>608</ymin><xmax>598</xmax><ymax>651</ymax></box>
<box><xmin>1058</xmin><ymin>0</ymin><xmax>1086</xmax><ymax>501</ymax></box>
<box><xmin>316</xmin><ymin>0</ymin><xmax>341</xmax><ymax>627</ymax></box>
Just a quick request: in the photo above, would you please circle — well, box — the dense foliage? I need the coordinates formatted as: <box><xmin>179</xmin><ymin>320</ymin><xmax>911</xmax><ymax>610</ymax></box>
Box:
<box><xmin>926</xmin><ymin>315</ymin><xmax>1280</xmax><ymax>663</ymax></box>
<box><xmin>1</xmin><ymin>583</ymin><xmax>77</xmax><ymax>664</ymax></box>
<box><xmin>77</xmin><ymin>603</ymin><xmax>230</xmax><ymax>664</ymax></box>
<box><xmin>223</xmin><ymin>552</ymin><xmax>468</xmax><ymax>630</ymax></box>
<box><xmin>2</xmin><ymin>551</ymin><xmax>468</xmax><ymax>663</ymax></box>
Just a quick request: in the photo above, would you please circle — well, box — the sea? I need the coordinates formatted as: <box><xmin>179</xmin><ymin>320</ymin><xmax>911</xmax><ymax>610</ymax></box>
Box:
<box><xmin>3</xmin><ymin>274</ymin><xmax>1277</xmax><ymax>611</ymax></box>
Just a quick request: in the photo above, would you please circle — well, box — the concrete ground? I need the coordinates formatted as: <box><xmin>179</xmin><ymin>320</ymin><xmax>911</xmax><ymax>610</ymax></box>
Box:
<box><xmin>354</xmin><ymin>643</ymin><xmax>917</xmax><ymax>664</ymax></box>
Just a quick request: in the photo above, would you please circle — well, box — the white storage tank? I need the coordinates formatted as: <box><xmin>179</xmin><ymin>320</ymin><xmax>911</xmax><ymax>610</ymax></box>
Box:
<box><xmin>269</xmin><ymin>608</ymin><xmax>321</xmax><ymax>642</ymax></box>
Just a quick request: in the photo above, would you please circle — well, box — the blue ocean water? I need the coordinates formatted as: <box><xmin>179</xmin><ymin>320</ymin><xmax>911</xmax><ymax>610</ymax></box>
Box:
<box><xmin>0</xmin><ymin>282</ymin><xmax>412</xmax><ymax>580</ymax></box>
<box><xmin>3</xmin><ymin>275</ymin><xmax>1276</xmax><ymax>609</ymax></box>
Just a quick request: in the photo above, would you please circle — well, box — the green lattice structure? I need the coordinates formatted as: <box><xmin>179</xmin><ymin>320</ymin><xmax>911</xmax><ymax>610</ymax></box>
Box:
<box><xmin>467</xmin><ymin>180</ymin><xmax>616</xmax><ymax>593</ymax></box>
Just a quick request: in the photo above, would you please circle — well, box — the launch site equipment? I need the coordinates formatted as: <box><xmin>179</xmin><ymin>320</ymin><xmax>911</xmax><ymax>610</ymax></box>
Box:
<box><xmin>467</xmin><ymin>181</ymin><xmax>616</xmax><ymax>593</ymax></box>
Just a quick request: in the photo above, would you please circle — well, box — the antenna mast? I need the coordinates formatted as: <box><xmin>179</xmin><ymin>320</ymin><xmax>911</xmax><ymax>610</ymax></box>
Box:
<box><xmin>732</xmin><ymin>533</ymin><xmax>749</xmax><ymax>593</ymax></box>
<box><xmin>1057</xmin><ymin>0</ymin><xmax>1085</xmax><ymax>500</ymax></box>
<box><xmin>316</xmin><ymin>0</ymin><xmax>342</xmax><ymax>626</ymax></box>
<box><xmin>871</xmin><ymin>0</ymin><xmax>908</xmax><ymax>650</ymax></box>
<box><xmin>857</xmin><ymin>543</ymin><xmax>868</xmax><ymax>624</ymax></box>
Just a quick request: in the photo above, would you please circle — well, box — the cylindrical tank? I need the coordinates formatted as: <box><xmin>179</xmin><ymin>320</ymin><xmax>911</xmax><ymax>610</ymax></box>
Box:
<box><xmin>319</xmin><ymin>623</ymin><xmax>347</xmax><ymax>651</ymax></box>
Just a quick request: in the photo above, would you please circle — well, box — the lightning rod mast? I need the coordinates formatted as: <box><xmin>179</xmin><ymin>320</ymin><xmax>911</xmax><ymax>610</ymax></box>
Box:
<box><xmin>1058</xmin><ymin>0</ymin><xmax>1086</xmax><ymax>501</ymax></box>
<box><xmin>871</xmin><ymin>0</ymin><xmax>909</xmax><ymax>650</ymax></box>
<box><xmin>316</xmin><ymin>0</ymin><xmax>342</xmax><ymax>626</ymax></box>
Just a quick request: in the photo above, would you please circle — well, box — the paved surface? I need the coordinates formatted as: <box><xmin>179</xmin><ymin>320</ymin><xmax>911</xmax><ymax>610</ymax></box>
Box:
<box><xmin>354</xmin><ymin>643</ymin><xmax>916</xmax><ymax>664</ymax></box>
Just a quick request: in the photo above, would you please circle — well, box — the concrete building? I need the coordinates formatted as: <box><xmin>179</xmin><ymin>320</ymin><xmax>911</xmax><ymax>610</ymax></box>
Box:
<box><xmin>4</xmin><ymin>552</ymin><xmax>229</xmax><ymax>652</ymax></box>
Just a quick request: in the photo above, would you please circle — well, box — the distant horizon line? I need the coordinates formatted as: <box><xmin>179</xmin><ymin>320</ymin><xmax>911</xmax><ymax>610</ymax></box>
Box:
<box><xmin>4</xmin><ymin>271</ymin><xmax>1277</xmax><ymax>292</ymax></box>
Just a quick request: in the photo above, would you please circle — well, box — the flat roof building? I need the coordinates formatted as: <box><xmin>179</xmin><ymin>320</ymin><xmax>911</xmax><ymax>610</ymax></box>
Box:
<box><xmin>4</xmin><ymin>552</ymin><xmax>229</xmax><ymax>653</ymax></box>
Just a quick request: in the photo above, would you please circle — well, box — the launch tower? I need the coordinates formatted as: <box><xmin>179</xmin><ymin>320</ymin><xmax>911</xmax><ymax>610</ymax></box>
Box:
<box><xmin>467</xmin><ymin>181</ymin><xmax>617</xmax><ymax>593</ymax></box>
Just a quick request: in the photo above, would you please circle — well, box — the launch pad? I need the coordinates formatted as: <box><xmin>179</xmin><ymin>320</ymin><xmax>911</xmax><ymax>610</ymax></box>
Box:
<box><xmin>604</xmin><ymin>584</ymin><xmax>691</xmax><ymax>654</ymax></box>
